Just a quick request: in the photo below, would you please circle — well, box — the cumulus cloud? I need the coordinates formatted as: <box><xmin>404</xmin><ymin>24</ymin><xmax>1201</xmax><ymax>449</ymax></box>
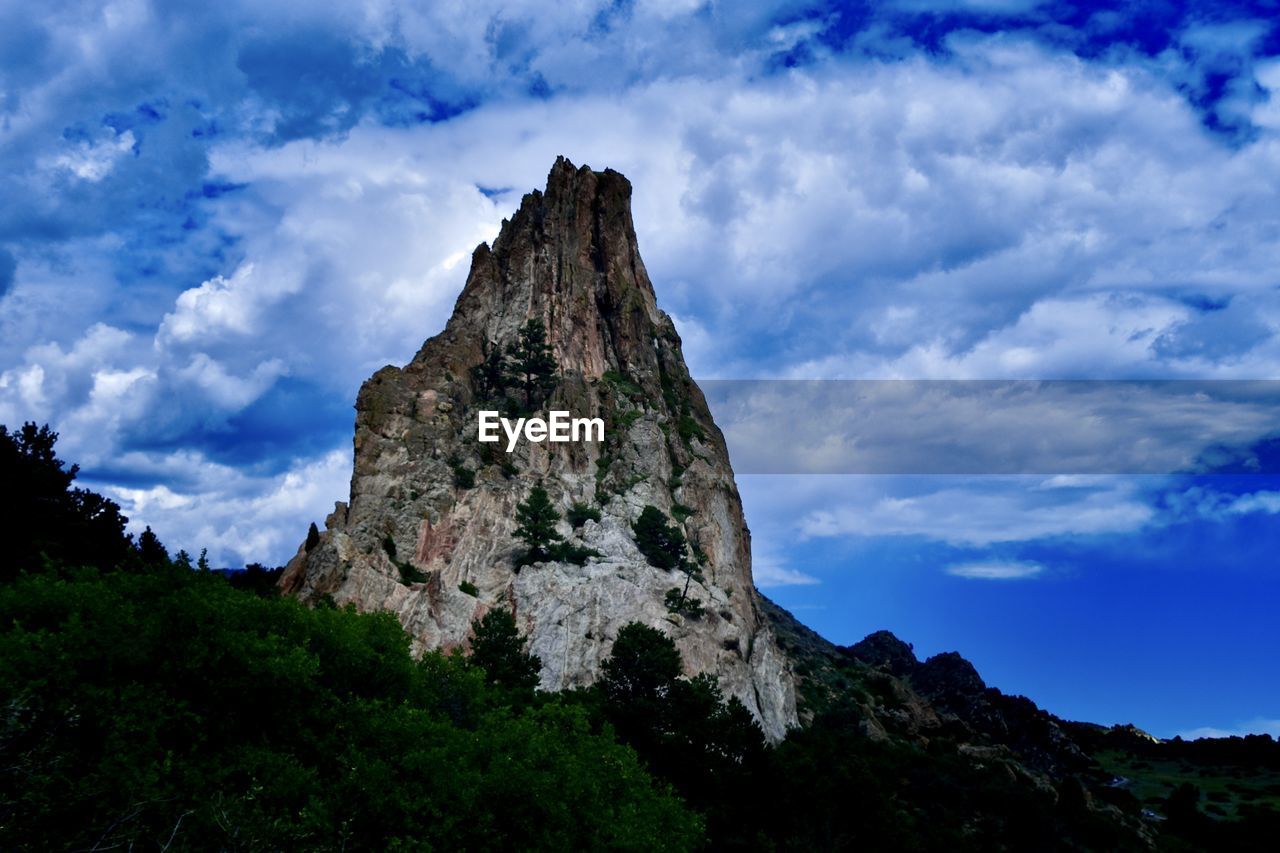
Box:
<box><xmin>95</xmin><ymin>447</ymin><xmax>353</xmax><ymax>567</ymax></box>
<box><xmin>4</xmin><ymin>1</ymin><xmax>1280</xmax><ymax>567</ymax></box>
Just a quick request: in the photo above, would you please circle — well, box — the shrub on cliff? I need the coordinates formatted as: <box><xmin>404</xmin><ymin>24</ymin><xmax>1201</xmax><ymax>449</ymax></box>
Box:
<box><xmin>514</xmin><ymin>485</ymin><xmax>599</xmax><ymax>568</ymax></box>
<box><xmin>632</xmin><ymin>505</ymin><xmax>687</xmax><ymax>570</ymax></box>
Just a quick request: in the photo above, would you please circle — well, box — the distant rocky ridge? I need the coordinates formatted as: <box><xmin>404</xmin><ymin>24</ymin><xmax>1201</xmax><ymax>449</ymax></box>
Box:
<box><xmin>280</xmin><ymin>157</ymin><xmax>797</xmax><ymax>739</ymax></box>
<box><xmin>762</xmin><ymin>596</ymin><xmax>1157</xmax><ymax>842</ymax></box>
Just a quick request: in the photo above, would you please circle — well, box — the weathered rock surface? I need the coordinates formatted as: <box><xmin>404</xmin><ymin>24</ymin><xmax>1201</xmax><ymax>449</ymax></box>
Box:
<box><xmin>280</xmin><ymin>157</ymin><xmax>797</xmax><ymax>739</ymax></box>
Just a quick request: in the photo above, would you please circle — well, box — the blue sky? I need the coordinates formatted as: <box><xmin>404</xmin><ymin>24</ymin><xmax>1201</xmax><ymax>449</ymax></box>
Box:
<box><xmin>2</xmin><ymin>0</ymin><xmax>1279</xmax><ymax>738</ymax></box>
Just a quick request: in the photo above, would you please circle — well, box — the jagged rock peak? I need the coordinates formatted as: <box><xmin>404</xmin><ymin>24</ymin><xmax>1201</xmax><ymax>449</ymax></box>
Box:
<box><xmin>846</xmin><ymin>629</ymin><xmax>919</xmax><ymax>675</ymax></box>
<box><xmin>428</xmin><ymin>156</ymin><xmax>661</xmax><ymax>383</ymax></box>
<box><xmin>280</xmin><ymin>157</ymin><xmax>798</xmax><ymax>740</ymax></box>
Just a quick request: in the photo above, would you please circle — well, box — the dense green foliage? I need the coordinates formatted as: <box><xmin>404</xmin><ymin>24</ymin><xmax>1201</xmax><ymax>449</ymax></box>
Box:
<box><xmin>0</xmin><ymin>567</ymin><xmax>699</xmax><ymax>851</ymax></box>
<box><xmin>593</xmin><ymin>623</ymin><xmax>771</xmax><ymax>846</ymax></box>
<box><xmin>0</xmin><ymin>424</ymin><xmax>698</xmax><ymax>850</ymax></box>
<box><xmin>469</xmin><ymin>609</ymin><xmax>541</xmax><ymax>694</ymax></box>
<box><xmin>1075</xmin><ymin>726</ymin><xmax>1280</xmax><ymax>851</ymax></box>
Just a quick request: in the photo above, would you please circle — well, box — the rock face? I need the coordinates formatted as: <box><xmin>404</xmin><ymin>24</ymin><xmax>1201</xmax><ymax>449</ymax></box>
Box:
<box><xmin>280</xmin><ymin>157</ymin><xmax>798</xmax><ymax>740</ymax></box>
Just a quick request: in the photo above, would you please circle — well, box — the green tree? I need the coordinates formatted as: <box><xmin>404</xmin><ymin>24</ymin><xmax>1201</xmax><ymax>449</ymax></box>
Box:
<box><xmin>469</xmin><ymin>608</ymin><xmax>542</xmax><ymax>693</ymax></box>
<box><xmin>137</xmin><ymin>525</ymin><xmax>169</xmax><ymax>567</ymax></box>
<box><xmin>471</xmin><ymin>341</ymin><xmax>509</xmax><ymax>401</ymax></box>
<box><xmin>513</xmin><ymin>484</ymin><xmax>564</xmax><ymax>568</ymax></box>
<box><xmin>305</xmin><ymin>522</ymin><xmax>321</xmax><ymax>552</ymax></box>
<box><xmin>596</xmin><ymin>622</ymin><xmax>769</xmax><ymax>846</ymax></box>
<box><xmin>506</xmin><ymin>318</ymin><xmax>558</xmax><ymax>409</ymax></box>
<box><xmin>1</xmin><ymin>421</ymin><xmax>132</xmax><ymax>578</ymax></box>
<box><xmin>634</xmin><ymin>506</ymin><xmax>703</xmax><ymax>616</ymax></box>
<box><xmin>632</xmin><ymin>506</ymin><xmax>686</xmax><ymax>570</ymax></box>
<box><xmin>601</xmin><ymin>623</ymin><xmax>682</xmax><ymax>714</ymax></box>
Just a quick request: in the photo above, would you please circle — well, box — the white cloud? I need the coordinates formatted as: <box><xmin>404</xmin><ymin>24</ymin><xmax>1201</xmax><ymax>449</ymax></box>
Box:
<box><xmin>752</xmin><ymin>552</ymin><xmax>821</xmax><ymax>587</ymax></box>
<box><xmin>7</xmin><ymin>14</ymin><xmax>1280</xmax><ymax>572</ymax></box>
<box><xmin>1177</xmin><ymin>717</ymin><xmax>1280</xmax><ymax>741</ymax></box>
<box><xmin>96</xmin><ymin>446</ymin><xmax>353</xmax><ymax>567</ymax></box>
<box><xmin>1225</xmin><ymin>491</ymin><xmax>1280</xmax><ymax>515</ymax></box>
<box><xmin>946</xmin><ymin>560</ymin><xmax>1044</xmax><ymax>580</ymax></box>
<box><xmin>1167</xmin><ymin>486</ymin><xmax>1280</xmax><ymax>522</ymax></box>
<box><xmin>160</xmin><ymin>265</ymin><xmax>268</xmax><ymax>344</ymax></box>
<box><xmin>709</xmin><ymin>379</ymin><xmax>1280</xmax><ymax>476</ymax></box>
<box><xmin>46</xmin><ymin>130</ymin><xmax>136</xmax><ymax>182</ymax></box>
<box><xmin>797</xmin><ymin>477</ymin><xmax>1154</xmax><ymax>546</ymax></box>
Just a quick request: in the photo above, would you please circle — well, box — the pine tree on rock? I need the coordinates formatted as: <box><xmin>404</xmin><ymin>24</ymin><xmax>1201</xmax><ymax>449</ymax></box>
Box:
<box><xmin>513</xmin><ymin>484</ymin><xmax>564</xmax><ymax>568</ymax></box>
<box><xmin>506</xmin><ymin>318</ymin><xmax>558</xmax><ymax>410</ymax></box>
<box><xmin>633</xmin><ymin>506</ymin><xmax>686</xmax><ymax>570</ymax></box>
<box><xmin>305</xmin><ymin>522</ymin><xmax>321</xmax><ymax>552</ymax></box>
<box><xmin>471</xmin><ymin>341</ymin><xmax>509</xmax><ymax>402</ymax></box>
<box><xmin>634</xmin><ymin>505</ymin><xmax>705</xmax><ymax>616</ymax></box>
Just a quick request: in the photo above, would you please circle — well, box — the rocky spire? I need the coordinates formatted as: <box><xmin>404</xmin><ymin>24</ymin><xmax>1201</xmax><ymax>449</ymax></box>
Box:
<box><xmin>280</xmin><ymin>157</ymin><xmax>797</xmax><ymax>739</ymax></box>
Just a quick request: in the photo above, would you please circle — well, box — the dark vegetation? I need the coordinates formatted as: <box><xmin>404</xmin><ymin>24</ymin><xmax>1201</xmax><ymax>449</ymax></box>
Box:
<box><xmin>633</xmin><ymin>504</ymin><xmax>704</xmax><ymax>617</ymax></box>
<box><xmin>381</xmin><ymin>533</ymin><xmax>427</xmax><ymax>584</ymax></box>
<box><xmin>512</xmin><ymin>484</ymin><xmax>599</xmax><ymax>568</ymax></box>
<box><xmin>0</xmin><ymin>424</ymin><xmax>695</xmax><ymax>851</ymax></box>
<box><xmin>471</xmin><ymin>318</ymin><xmax>558</xmax><ymax>413</ymax></box>
<box><xmin>566</xmin><ymin>501</ymin><xmax>601</xmax><ymax>528</ymax></box>
<box><xmin>1068</xmin><ymin>723</ymin><xmax>1280</xmax><ymax>846</ymax></box>
<box><xmin>3</xmin><ymin>423</ymin><xmax>1277</xmax><ymax>850</ymax></box>
<box><xmin>0</xmin><ymin>423</ymin><xmax>133</xmax><ymax>581</ymax></box>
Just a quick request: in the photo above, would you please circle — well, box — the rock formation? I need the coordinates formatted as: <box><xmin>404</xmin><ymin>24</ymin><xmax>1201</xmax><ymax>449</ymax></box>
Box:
<box><xmin>280</xmin><ymin>157</ymin><xmax>797</xmax><ymax>739</ymax></box>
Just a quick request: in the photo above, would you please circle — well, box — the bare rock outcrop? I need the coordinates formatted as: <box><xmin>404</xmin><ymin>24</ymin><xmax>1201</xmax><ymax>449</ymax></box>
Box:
<box><xmin>280</xmin><ymin>157</ymin><xmax>797</xmax><ymax>740</ymax></box>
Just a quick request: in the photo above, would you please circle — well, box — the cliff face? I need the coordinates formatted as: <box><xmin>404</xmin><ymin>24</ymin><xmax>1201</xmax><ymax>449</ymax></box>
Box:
<box><xmin>280</xmin><ymin>157</ymin><xmax>797</xmax><ymax>739</ymax></box>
